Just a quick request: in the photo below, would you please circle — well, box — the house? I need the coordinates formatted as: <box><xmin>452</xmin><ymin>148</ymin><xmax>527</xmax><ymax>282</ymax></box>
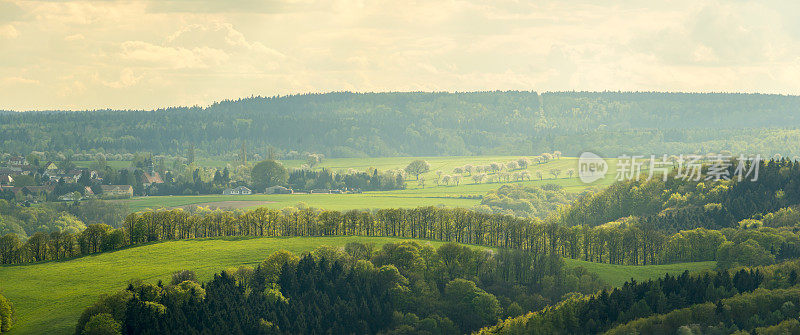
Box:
<box><xmin>44</xmin><ymin>162</ymin><xmax>59</xmax><ymax>173</ymax></box>
<box><xmin>265</xmin><ymin>185</ymin><xmax>293</xmax><ymax>194</ymax></box>
<box><xmin>142</xmin><ymin>171</ymin><xmax>164</xmax><ymax>187</ymax></box>
<box><xmin>18</xmin><ymin>165</ymin><xmax>36</xmax><ymax>175</ymax></box>
<box><xmin>100</xmin><ymin>185</ymin><xmax>134</xmax><ymax>198</ymax></box>
<box><xmin>67</xmin><ymin>169</ymin><xmax>87</xmax><ymax>183</ymax></box>
<box><xmin>222</xmin><ymin>186</ymin><xmax>252</xmax><ymax>195</ymax></box>
<box><xmin>0</xmin><ymin>174</ymin><xmax>12</xmax><ymax>185</ymax></box>
<box><xmin>58</xmin><ymin>192</ymin><xmax>83</xmax><ymax>201</ymax></box>
<box><xmin>7</xmin><ymin>156</ymin><xmax>27</xmax><ymax>166</ymax></box>
<box><xmin>0</xmin><ymin>167</ymin><xmax>22</xmax><ymax>175</ymax></box>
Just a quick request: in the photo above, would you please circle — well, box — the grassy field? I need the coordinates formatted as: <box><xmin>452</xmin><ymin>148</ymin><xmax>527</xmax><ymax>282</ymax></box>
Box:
<box><xmin>123</xmin><ymin>193</ymin><xmax>481</xmax><ymax>212</ymax></box>
<box><xmin>0</xmin><ymin>236</ymin><xmax>463</xmax><ymax>334</ymax></box>
<box><xmin>121</xmin><ymin>156</ymin><xmax>619</xmax><ymax>213</ymax></box>
<box><xmin>0</xmin><ymin>236</ymin><xmax>714</xmax><ymax>334</ymax></box>
<box><xmin>563</xmin><ymin>258</ymin><xmax>717</xmax><ymax>287</ymax></box>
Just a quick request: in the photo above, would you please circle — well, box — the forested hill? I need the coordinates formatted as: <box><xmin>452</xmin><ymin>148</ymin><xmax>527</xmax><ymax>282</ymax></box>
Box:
<box><xmin>2</xmin><ymin>91</ymin><xmax>800</xmax><ymax>158</ymax></box>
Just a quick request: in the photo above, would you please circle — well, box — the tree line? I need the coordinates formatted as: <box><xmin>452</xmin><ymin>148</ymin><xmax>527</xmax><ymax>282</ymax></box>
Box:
<box><xmin>4</xmin><ymin>204</ymin><xmax>800</xmax><ymax>269</ymax></box>
<box><xmin>5</xmin><ymin>158</ymin><xmax>800</xmax><ymax>267</ymax></box>
<box><xmin>3</xmin><ymin>92</ymin><xmax>800</xmax><ymax>160</ymax></box>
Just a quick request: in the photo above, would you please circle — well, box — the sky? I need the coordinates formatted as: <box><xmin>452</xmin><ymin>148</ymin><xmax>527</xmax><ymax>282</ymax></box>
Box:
<box><xmin>0</xmin><ymin>0</ymin><xmax>799</xmax><ymax>111</ymax></box>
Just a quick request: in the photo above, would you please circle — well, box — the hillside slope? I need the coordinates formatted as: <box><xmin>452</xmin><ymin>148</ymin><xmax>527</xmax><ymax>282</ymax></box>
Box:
<box><xmin>0</xmin><ymin>236</ymin><xmax>713</xmax><ymax>334</ymax></box>
<box><xmin>3</xmin><ymin>91</ymin><xmax>800</xmax><ymax>158</ymax></box>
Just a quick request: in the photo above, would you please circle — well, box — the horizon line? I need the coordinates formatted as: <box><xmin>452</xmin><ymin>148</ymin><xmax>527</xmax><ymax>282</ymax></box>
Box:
<box><xmin>2</xmin><ymin>89</ymin><xmax>799</xmax><ymax>113</ymax></box>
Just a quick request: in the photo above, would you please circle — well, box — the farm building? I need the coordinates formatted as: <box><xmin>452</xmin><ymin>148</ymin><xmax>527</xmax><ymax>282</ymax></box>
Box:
<box><xmin>265</xmin><ymin>186</ymin><xmax>293</xmax><ymax>194</ymax></box>
<box><xmin>142</xmin><ymin>171</ymin><xmax>164</xmax><ymax>187</ymax></box>
<box><xmin>100</xmin><ymin>185</ymin><xmax>134</xmax><ymax>198</ymax></box>
<box><xmin>223</xmin><ymin>186</ymin><xmax>252</xmax><ymax>195</ymax></box>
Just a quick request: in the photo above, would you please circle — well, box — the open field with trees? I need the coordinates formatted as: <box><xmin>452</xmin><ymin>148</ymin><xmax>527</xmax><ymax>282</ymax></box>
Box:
<box><xmin>4</xmin><ymin>93</ymin><xmax>800</xmax><ymax>334</ymax></box>
<box><xmin>0</xmin><ymin>236</ymin><xmax>712</xmax><ymax>334</ymax></box>
<box><xmin>3</xmin><ymin>158</ymin><xmax>799</xmax><ymax>334</ymax></box>
<box><xmin>0</xmin><ymin>236</ymin><xmax>453</xmax><ymax>334</ymax></box>
<box><xmin>117</xmin><ymin>156</ymin><xmax>616</xmax><ymax>213</ymax></box>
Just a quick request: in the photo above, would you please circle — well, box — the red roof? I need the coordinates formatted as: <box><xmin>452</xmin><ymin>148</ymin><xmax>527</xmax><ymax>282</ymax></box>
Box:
<box><xmin>142</xmin><ymin>171</ymin><xmax>164</xmax><ymax>184</ymax></box>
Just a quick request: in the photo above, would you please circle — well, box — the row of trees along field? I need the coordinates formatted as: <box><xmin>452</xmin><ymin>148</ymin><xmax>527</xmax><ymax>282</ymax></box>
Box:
<box><xmin>3</xmin><ymin>159</ymin><xmax>800</xmax><ymax>268</ymax></box>
<box><xmin>481</xmin><ymin>258</ymin><xmax>800</xmax><ymax>334</ymax></box>
<box><xmin>4</xmin><ymin>92</ymin><xmax>800</xmax><ymax>159</ymax></box>
<box><xmin>75</xmin><ymin>242</ymin><xmax>606</xmax><ymax>334</ymax></box>
<box><xmin>4</xmin><ymin>159</ymin><xmax>800</xmax><ymax>267</ymax></box>
<box><xmin>404</xmin><ymin>152</ymin><xmax>570</xmax><ymax>188</ymax></box>
<box><xmin>4</xmin><ymin>205</ymin><xmax>797</xmax><ymax>267</ymax></box>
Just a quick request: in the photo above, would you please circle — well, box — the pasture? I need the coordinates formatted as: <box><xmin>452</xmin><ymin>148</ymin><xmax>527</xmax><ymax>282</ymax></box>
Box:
<box><xmin>119</xmin><ymin>156</ymin><xmax>620</xmax><ymax>213</ymax></box>
<box><xmin>0</xmin><ymin>236</ymin><xmax>713</xmax><ymax>334</ymax></box>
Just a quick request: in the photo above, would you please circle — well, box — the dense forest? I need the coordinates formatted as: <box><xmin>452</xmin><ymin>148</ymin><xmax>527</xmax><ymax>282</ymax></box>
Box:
<box><xmin>75</xmin><ymin>242</ymin><xmax>605</xmax><ymax>334</ymax></box>
<box><xmin>554</xmin><ymin>158</ymin><xmax>800</xmax><ymax>232</ymax></box>
<box><xmin>2</xmin><ymin>92</ymin><xmax>800</xmax><ymax>159</ymax></box>
<box><xmin>481</xmin><ymin>259</ymin><xmax>800</xmax><ymax>334</ymax></box>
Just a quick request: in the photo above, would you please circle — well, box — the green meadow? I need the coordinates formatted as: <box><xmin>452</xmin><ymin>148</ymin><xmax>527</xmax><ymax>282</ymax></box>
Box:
<box><xmin>562</xmin><ymin>258</ymin><xmax>717</xmax><ymax>287</ymax></box>
<box><xmin>0</xmin><ymin>236</ymin><xmax>713</xmax><ymax>334</ymax></box>
<box><xmin>119</xmin><ymin>156</ymin><xmax>619</xmax><ymax>213</ymax></box>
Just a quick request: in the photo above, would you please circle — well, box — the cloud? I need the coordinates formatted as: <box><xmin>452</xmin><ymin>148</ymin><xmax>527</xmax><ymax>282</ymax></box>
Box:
<box><xmin>0</xmin><ymin>24</ymin><xmax>17</xmax><ymax>39</ymax></box>
<box><xmin>96</xmin><ymin>68</ymin><xmax>142</xmax><ymax>88</ymax></box>
<box><xmin>1</xmin><ymin>76</ymin><xmax>38</xmax><ymax>85</ymax></box>
<box><xmin>64</xmin><ymin>33</ymin><xmax>84</xmax><ymax>41</ymax></box>
<box><xmin>1</xmin><ymin>0</ymin><xmax>800</xmax><ymax>110</ymax></box>
<box><xmin>120</xmin><ymin>41</ymin><xmax>229</xmax><ymax>69</ymax></box>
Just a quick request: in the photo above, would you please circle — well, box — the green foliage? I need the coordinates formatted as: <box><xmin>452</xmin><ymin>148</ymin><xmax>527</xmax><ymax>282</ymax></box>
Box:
<box><xmin>476</xmin><ymin>183</ymin><xmax>579</xmax><ymax>218</ymax></box>
<box><xmin>605</xmin><ymin>288</ymin><xmax>800</xmax><ymax>335</ymax></box>
<box><xmin>82</xmin><ymin>313</ymin><xmax>121</xmax><ymax>335</ymax></box>
<box><xmin>250</xmin><ymin>160</ymin><xmax>288</xmax><ymax>190</ymax></box>
<box><xmin>4</xmin><ymin>92</ymin><xmax>800</xmax><ymax>159</ymax></box>
<box><xmin>169</xmin><ymin>270</ymin><xmax>197</xmax><ymax>286</ymax></box>
<box><xmin>258</xmin><ymin>249</ymin><xmax>299</xmax><ymax>283</ymax></box>
<box><xmin>716</xmin><ymin>239</ymin><xmax>776</xmax><ymax>268</ymax></box>
<box><xmin>404</xmin><ymin>160</ymin><xmax>430</xmax><ymax>179</ymax></box>
<box><xmin>75</xmin><ymin>242</ymin><xmax>603</xmax><ymax>334</ymax></box>
<box><xmin>0</xmin><ymin>293</ymin><xmax>13</xmax><ymax>333</ymax></box>
<box><xmin>481</xmin><ymin>268</ymin><xmax>764</xmax><ymax>334</ymax></box>
<box><xmin>444</xmin><ymin>279</ymin><xmax>501</xmax><ymax>332</ymax></box>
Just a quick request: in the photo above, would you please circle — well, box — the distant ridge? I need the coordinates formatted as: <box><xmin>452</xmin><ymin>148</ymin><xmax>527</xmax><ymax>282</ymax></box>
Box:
<box><xmin>1</xmin><ymin>91</ymin><xmax>799</xmax><ymax>158</ymax></box>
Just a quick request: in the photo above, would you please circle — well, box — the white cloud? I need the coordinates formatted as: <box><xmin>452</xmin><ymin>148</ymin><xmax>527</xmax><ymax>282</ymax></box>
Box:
<box><xmin>120</xmin><ymin>40</ymin><xmax>229</xmax><ymax>69</ymax></box>
<box><xmin>1</xmin><ymin>76</ymin><xmax>38</xmax><ymax>85</ymax></box>
<box><xmin>0</xmin><ymin>24</ymin><xmax>17</xmax><ymax>38</ymax></box>
<box><xmin>0</xmin><ymin>0</ymin><xmax>799</xmax><ymax>110</ymax></box>
<box><xmin>64</xmin><ymin>33</ymin><xmax>84</xmax><ymax>41</ymax></box>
